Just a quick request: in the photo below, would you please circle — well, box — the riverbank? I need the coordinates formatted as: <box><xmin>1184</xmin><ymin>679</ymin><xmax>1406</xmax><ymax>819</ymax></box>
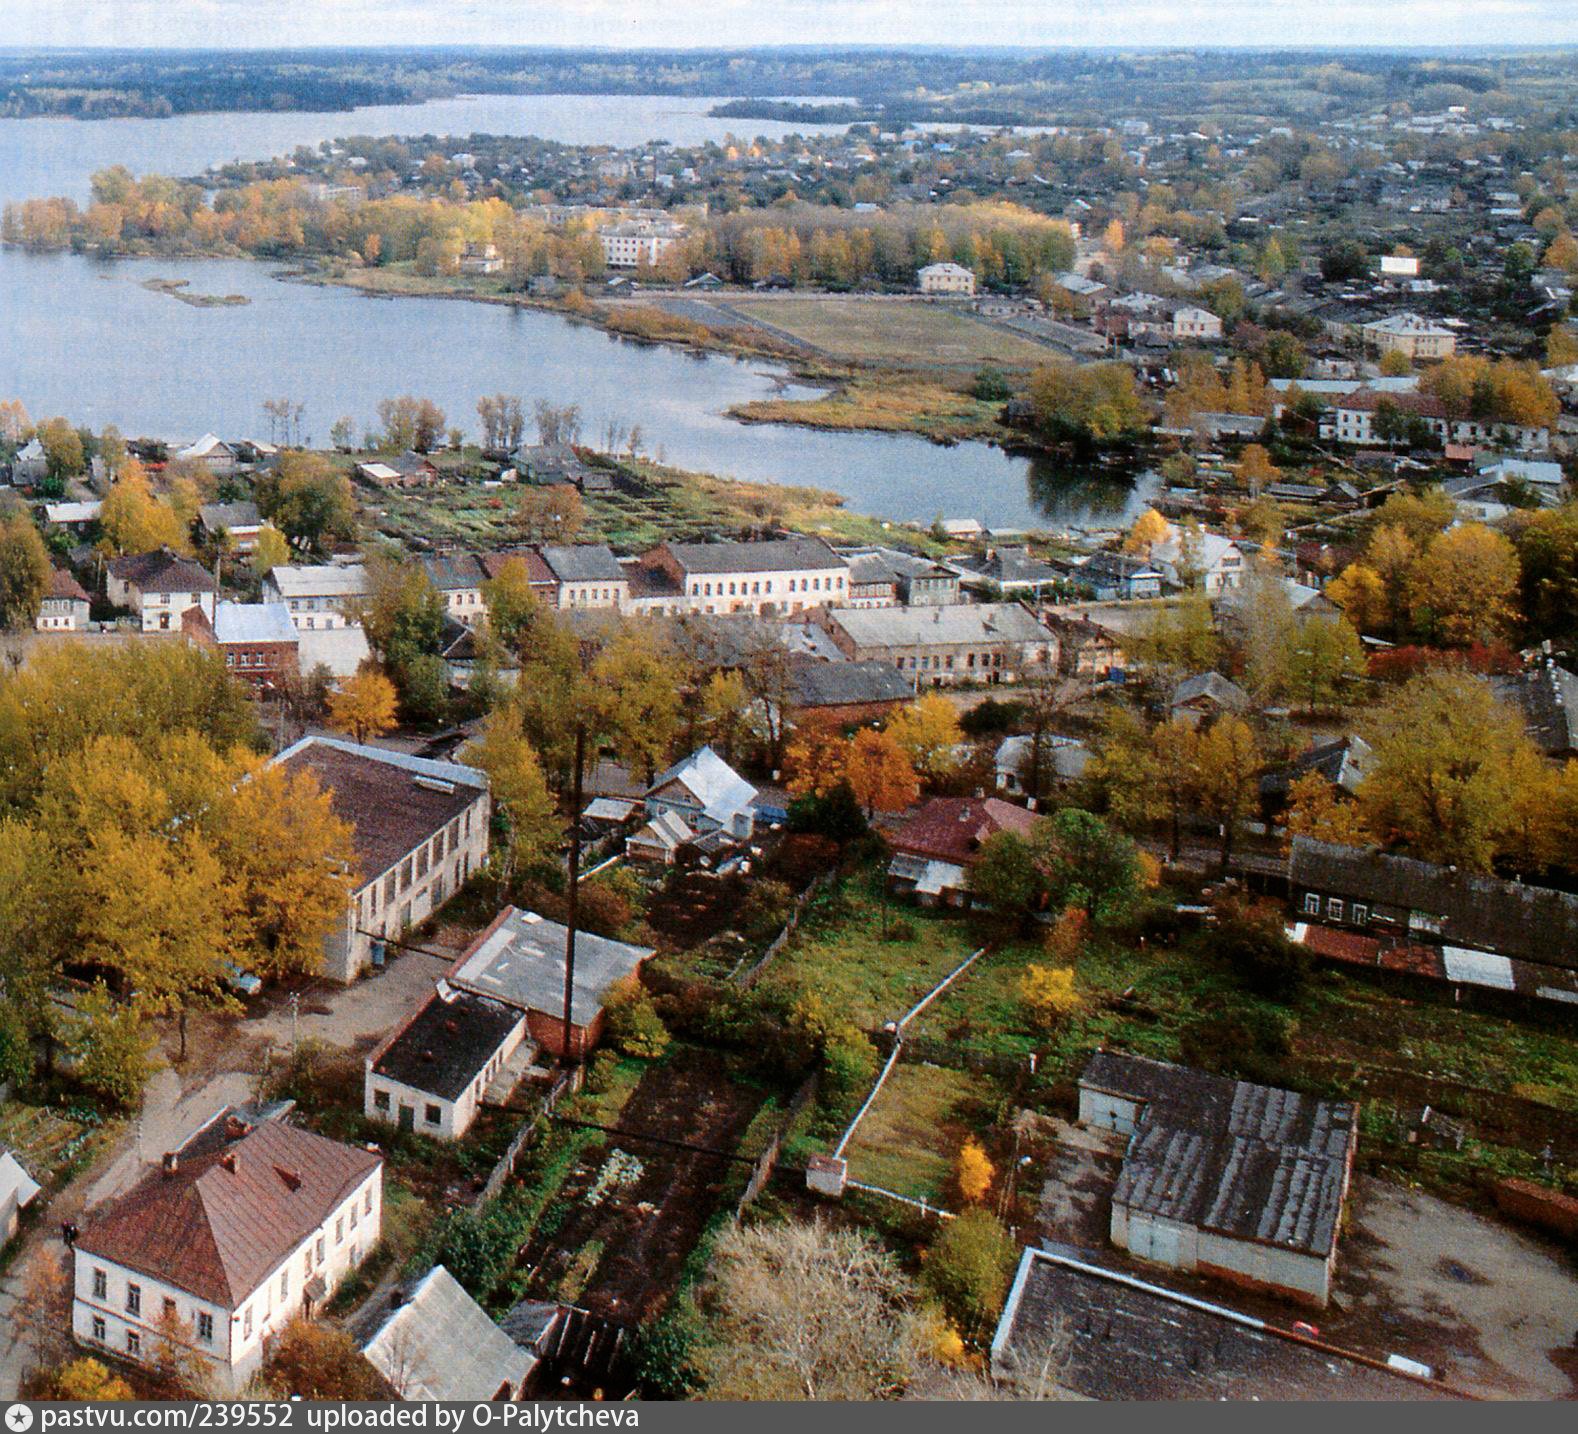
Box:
<box><xmin>727</xmin><ymin>376</ymin><xmax>1012</xmax><ymax>445</ymax></box>
<box><xmin>141</xmin><ymin>277</ymin><xmax>250</xmax><ymax>308</ymax></box>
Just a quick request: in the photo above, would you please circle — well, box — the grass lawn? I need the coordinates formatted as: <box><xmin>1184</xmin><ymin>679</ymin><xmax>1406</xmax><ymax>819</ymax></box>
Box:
<box><xmin>754</xmin><ymin>871</ymin><xmax>982</xmax><ymax>1029</ymax></box>
<box><xmin>730</xmin><ymin>377</ymin><xmax>1009</xmax><ymax>442</ymax></box>
<box><xmin>731</xmin><ymin>297</ymin><xmax>1052</xmax><ymax>368</ymax></box>
<box><xmin>843</xmin><ymin>1062</ymin><xmax>997</xmax><ymax>1204</ymax></box>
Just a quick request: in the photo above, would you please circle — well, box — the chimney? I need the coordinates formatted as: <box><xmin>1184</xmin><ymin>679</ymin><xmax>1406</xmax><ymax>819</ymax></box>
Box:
<box><xmin>162</xmin><ymin>1152</ymin><xmax>179</xmax><ymax>1176</ymax></box>
<box><xmin>220</xmin><ymin>1152</ymin><xmax>238</xmax><ymax>1174</ymax></box>
<box><xmin>275</xmin><ymin>1166</ymin><xmax>302</xmax><ymax>1192</ymax></box>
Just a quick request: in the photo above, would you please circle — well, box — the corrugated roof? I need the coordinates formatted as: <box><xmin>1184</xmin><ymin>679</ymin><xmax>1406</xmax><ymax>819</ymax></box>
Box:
<box><xmin>213</xmin><ymin>601</ymin><xmax>297</xmax><ymax>646</ymax></box>
<box><xmin>660</xmin><ymin>536</ymin><xmax>844</xmax><ymax>576</ymax></box>
<box><xmin>540</xmin><ymin>544</ymin><xmax>624</xmax><ymax>583</ymax></box>
<box><xmin>828</xmin><ymin>602</ymin><xmax>1052</xmax><ymax>649</ymax></box>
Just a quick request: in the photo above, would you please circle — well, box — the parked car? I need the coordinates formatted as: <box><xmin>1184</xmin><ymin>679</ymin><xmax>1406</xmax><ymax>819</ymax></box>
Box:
<box><xmin>220</xmin><ymin>961</ymin><xmax>262</xmax><ymax>998</ymax></box>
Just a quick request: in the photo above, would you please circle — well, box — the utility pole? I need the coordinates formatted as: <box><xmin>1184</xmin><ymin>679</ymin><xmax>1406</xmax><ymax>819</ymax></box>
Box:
<box><xmin>560</xmin><ymin>723</ymin><xmax>587</xmax><ymax>1074</ymax></box>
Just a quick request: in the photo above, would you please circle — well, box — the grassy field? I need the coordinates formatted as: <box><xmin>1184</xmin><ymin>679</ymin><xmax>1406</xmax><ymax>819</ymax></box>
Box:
<box><xmin>843</xmin><ymin>1063</ymin><xmax>997</xmax><ymax>1203</ymax></box>
<box><xmin>730</xmin><ymin>377</ymin><xmax>1010</xmax><ymax>442</ymax></box>
<box><xmin>729</xmin><ymin>296</ymin><xmax>1053</xmax><ymax>368</ymax></box>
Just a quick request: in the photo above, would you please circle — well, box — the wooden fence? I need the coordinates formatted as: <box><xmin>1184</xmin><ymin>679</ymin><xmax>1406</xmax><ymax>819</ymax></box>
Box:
<box><xmin>476</xmin><ymin>1065</ymin><xmax>582</xmax><ymax>1205</ymax></box>
<box><xmin>734</xmin><ymin>1072</ymin><xmax>820</xmax><ymax>1219</ymax></box>
<box><xmin>734</xmin><ymin>870</ymin><xmax>835</xmax><ymax>990</ymax></box>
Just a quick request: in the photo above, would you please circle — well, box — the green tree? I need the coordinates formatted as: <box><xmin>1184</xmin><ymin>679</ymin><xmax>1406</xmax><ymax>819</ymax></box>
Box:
<box><xmin>0</xmin><ymin>513</ymin><xmax>50</xmax><ymax>629</ymax></box>
<box><xmin>1032</xmin><ymin>808</ymin><xmax>1139</xmax><ymax>922</ymax></box>
<box><xmin>1281</xmin><ymin>616</ymin><xmax>1365</xmax><ymax>712</ymax></box>
<box><xmin>462</xmin><ymin>710</ymin><xmax>562</xmax><ymax>880</ymax></box>
<box><xmin>922</xmin><ymin>1208</ymin><xmax>1017</xmax><ymax>1341</ymax></box>
<box><xmin>967</xmin><ymin>830</ymin><xmax>1041</xmax><ymax>928</ymax></box>
<box><xmin>68</xmin><ymin>984</ymin><xmax>159</xmax><ymax>1109</ymax></box>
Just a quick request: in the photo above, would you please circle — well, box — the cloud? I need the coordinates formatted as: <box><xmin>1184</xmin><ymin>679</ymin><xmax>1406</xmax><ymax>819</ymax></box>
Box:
<box><xmin>6</xmin><ymin>0</ymin><xmax>1577</xmax><ymax>48</ymax></box>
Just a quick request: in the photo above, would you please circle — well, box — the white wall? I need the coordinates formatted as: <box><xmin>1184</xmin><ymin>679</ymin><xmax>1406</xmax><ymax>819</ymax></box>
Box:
<box><xmin>1078</xmin><ymin>1087</ymin><xmax>1146</xmax><ymax>1137</ymax></box>
<box><xmin>364</xmin><ymin>1015</ymin><xmax>527</xmax><ymax>1140</ymax></box>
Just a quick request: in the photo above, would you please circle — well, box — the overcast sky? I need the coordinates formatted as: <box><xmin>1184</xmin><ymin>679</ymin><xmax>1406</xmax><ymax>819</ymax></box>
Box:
<box><xmin>7</xmin><ymin>1</ymin><xmax>1577</xmax><ymax>50</ymax></box>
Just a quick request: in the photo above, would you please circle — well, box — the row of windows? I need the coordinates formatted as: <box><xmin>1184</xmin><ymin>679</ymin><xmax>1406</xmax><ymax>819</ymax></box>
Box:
<box><xmin>1302</xmin><ymin>893</ymin><xmax>1370</xmax><ymax>924</ymax></box>
<box><xmin>688</xmin><ymin>574</ymin><xmax>846</xmax><ymax>599</ymax></box>
<box><xmin>893</xmin><ymin>651</ymin><xmax>1008</xmax><ymax>672</ymax></box>
<box><xmin>224</xmin><ymin>650</ymin><xmax>282</xmax><ymax>668</ymax></box>
<box><xmin>89</xmin><ymin>1272</ymin><xmax>216</xmax><ymax>1346</ymax></box>
<box><xmin>373</xmin><ymin>1089</ymin><xmax>446</xmax><ymax>1125</ymax></box>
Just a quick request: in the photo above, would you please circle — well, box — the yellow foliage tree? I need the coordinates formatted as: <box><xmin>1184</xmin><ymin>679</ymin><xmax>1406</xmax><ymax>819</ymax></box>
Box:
<box><xmin>1405</xmin><ymin>523</ymin><xmax>1521</xmax><ymax>645</ymax></box>
<box><xmin>956</xmin><ymin>1137</ymin><xmax>994</xmax><ymax>1204</ymax></box>
<box><xmin>327</xmin><ymin>668</ymin><xmax>399</xmax><ymax>745</ymax></box>
<box><xmin>1020</xmin><ymin>964</ymin><xmax>1081</xmax><ymax>1031</ymax></box>
<box><xmin>49</xmin><ymin>1358</ymin><xmax>136</xmax><ymax>1401</ymax></box>
<box><xmin>885</xmin><ymin>693</ymin><xmax>963</xmax><ymax>783</ymax></box>
<box><xmin>1282</xmin><ymin>771</ymin><xmax>1375</xmax><ymax>854</ymax></box>
<box><xmin>251</xmin><ymin>524</ymin><xmax>291</xmax><ymax>576</ymax></box>
<box><xmin>843</xmin><ymin>727</ymin><xmax>920</xmax><ymax>817</ymax></box>
<box><xmin>1123</xmin><ymin>507</ymin><xmax>1169</xmax><ymax>556</ymax></box>
<box><xmin>1326</xmin><ymin>562</ymin><xmax>1388</xmax><ymax>636</ymax></box>
<box><xmin>462</xmin><ymin>709</ymin><xmax>562</xmax><ymax>879</ymax></box>
<box><xmin>99</xmin><ymin>458</ymin><xmax>188</xmax><ymax>556</ymax></box>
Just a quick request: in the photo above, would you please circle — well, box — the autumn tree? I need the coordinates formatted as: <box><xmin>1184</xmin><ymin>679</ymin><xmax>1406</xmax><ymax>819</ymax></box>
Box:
<box><xmin>1188</xmin><ymin>716</ymin><xmax>1258</xmax><ymax>870</ymax></box>
<box><xmin>262</xmin><ymin>1318</ymin><xmax>386</xmax><ymax>1400</ymax></box>
<box><xmin>1028</xmin><ymin>360</ymin><xmax>1147</xmax><ymax>443</ymax></box>
<box><xmin>1283</xmin><ymin>771</ymin><xmax>1374</xmax><ymax>853</ymax></box>
<box><xmin>1123</xmin><ymin>507</ymin><xmax>1169</xmax><ymax>556</ymax></box>
<box><xmin>1133</xmin><ymin>594</ymin><xmax>1220</xmax><ymax>676</ymax></box>
<box><xmin>99</xmin><ymin>459</ymin><xmax>187</xmax><ymax>556</ymax></box>
<box><xmin>327</xmin><ymin>668</ymin><xmax>399</xmax><ymax>744</ymax></box>
<box><xmin>693</xmin><ymin>1221</ymin><xmax>926</xmax><ymax>1400</ymax></box>
<box><xmin>0</xmin><ymin>512</ymin><xmax>50</xmax><ymax>629</ymax></box>
<box><xmin>1358</xmin><ymin>669</ymin><xmax>1533</xmax><ymax>871</ymax></box>
<box><xmin>68</xmin><ymin>983</ymin><xmax>159</xmax><ymax>1108</ymax></box>
<box><xmin>1509</xmin><ymin>504</ymin><xmax>1578</xmax><ymax>643</ymax></box>
<box><xmin>843</xmin><ymin>727</ymin><xmax>919</xmax><ymax>818</ymax></box>
<box><xmin>1233</xmin><ymin>443</ymin><xmax>1278</xmax><ymax>496</ymax></box>
<box><xmin>462</xmin><ymin>709</ymin><xmax>562</xmax><ymax>880</ymax></box>
<box><xmin>1032</xmin><ymin>808</ymin><xmax>1140</xmax><ymax>921</ymax></box>
<box><xmin>923</xmin><ymin>1208</ymin><xmax>1017</xmax><ymax>1343</ymax></box>
<box><xmin>1406</xmin><ymin>523</ymin><xmax>1521</xmax><ymax>646</ymax></box>
<box><xmin>1280</xmin><ymin>615</ymin><xmax>1365</xmax><ymax>712</ymax></box>
<box><xmin>512</xmin><ymin>484</ymin><xmax>586</xmax><ymax>546</ymax></box>
<box><xmin>256</xmin><ymin>451</ymin><xmax>357</xmax><ymax>552</ymax></box>
<box><xmin>1326</xmin><ymin>562</ymin><xmax>1388</xmax><ymax>637</ymax></box>
<box><xmin>1020</xmin><ymin>963</ymin><xmax>1082</xmax><ymax>1031</ymax></box>
<box><xmin>699</xmin><ymin>669</ymin><xmax>749</xmax><ymax>765</ymax></box>
<box><xmin>955</xmin><ymin>1138</ymin><xmax>994</xmax><ymax>1204</ymax></box>
<box><xmin>46</xmin><ymin>1359</ymin><xmax>135</xmax><ymax>1402</ymax></box>
<box><xmin>376</xmin><ymin>395</ymin><xmax>446</xmax><ymax>453</ymax></box>
<box><xmin>35</xmin><ymin>416</ymin><xmax>84</xmax><ymax>483</ymax></box>
<box><xmin>785</xmin><ymin>720</ymin><xmax>852</xmax><ymax>799</ymax></box>
<box><xmin>886</xmin><ymin>693</ymin><xmax>963</xmax><ymax>784</ymax></box>
<box><xmin>251</xmin><ymin>523</ymin><xmax>291</xmax><ymax>576</ymax></box>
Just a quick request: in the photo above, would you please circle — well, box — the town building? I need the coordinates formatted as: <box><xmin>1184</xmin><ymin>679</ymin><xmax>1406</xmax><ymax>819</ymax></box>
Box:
<box><xmin>627</xmin><ymin>745</ymin><xmax>757</xmax><ymax>864</ymax></box>
<box><xmin>1490</xmin><ymin>662</ymin><xmax>1578</xmax><ymax>758</ymax></box>
<box><xmin>1078</xmin><ymin>1051</ymin><xmax>1359</xmax><ymax>1307</ymax></box>
<box><xmin>1329</xmin><ymin>389</ymin><xmax>1551</xmax><ymax>452</ymax></box>
<box><xmin>599</xmin><ymin>219</ymin><xmax>685</xmax><ymax>269</ymax></box>
<box><xmin>264</xmin><ymin>564</ymin><xmax>369</xmax><ymax>631</ymax></box>
<box><xmin>1172</xmin><ymin>306</ymin><xmax>1223</xmax><ymax>340</ymax></box>
<box><xmin>173</xmin><ymin>434</ymin><xmax>238</xmax><ymax>478</ymax></box>
<box><xmin>363</xmin><ymin>1266</ymin><xmax>536</xmax><ymax>1401</ymax></box>
<box><xmin>1042</xmin><ymin>612</ymin><xmax>1126</xmax><ymax>678</ymax></box>
<box><xmin>639</xmin><ymin>537</ymin><xmax>849</xmax><ymax>617</ymax></box>
<box><xmin>458</xmin><ymin>242</ymin><xmax>504</xmax><ymax>276</ymax></box>
<box><xmin>916</xmin><ymin>262</ymin><xmax>977</xmax><ymax>295</ymax></box>
<box><xmin>0</xmin><ymin>1147</ymin><xmax>40</xmax><ymax>1244</ymax></box>
<box><xmin>1147</xmin><ymin>525</ymin><xmax>1245</xmax><ymax>595</ymax></box>
<box><xmin>270</xmin><ymin>737</ymin><xmax>491</xmax><ymax>983</ymax></box>
<box><xmin>479</xmin><ymin>548</ymin><xmax>561</xmax><ymax>606</ymax></box>
<box><xmin>1260</xmin><ymin>735</ymin><xmax>1373</xmax><ymax>820</ymax></box>
<box><xmin>839</xmin><ymin>547</ymin><xmax>959</xmax><ymax>608</ymax></box>
<box><xmin>818</xmin><ymin>603</ymin><xmax>1054</xmax><ymax>685</ymax></box>
<box><xmin>994</xmin><ymin>733</ymin><xmax>1089</xmax><ymax>797</ymax></box>
<box><xmin>36</xmin><ymin>566</ymin><xmax>90</xmax><ymax>631</ymax></box>
<box><xmin>991</xmin><ymin>1245</ymin><xmax>1446</xmax><ymax>1400</ymax></box>
<box><xmin>197</xmin><ymin>502</ymin><xmax>267</xmax><ymax>556</ymax></box>
<box><xmin>446</xmin><ymin>907</ymin><xmax>652</xmax><ymax>1060</ymax></box>
<box><xmin>1360</xmin><ymin>312</ymin><xmax>1456</xmax><ymax>359</ymax></box>
<box><xmin>204</xmin><ymin>601</ymin><xmax>300</xmax><ymax>692</ymax></box>
<box><xmin>1170</xmin><ymin>670</ymin><xmax>1250</xmax><ymax>725</ymax></box>
<box><xmin>785</xmin><ymin>657</ymin><xmax>915</xmax><ymax>726</ymax></box>
<box><xmin>945</xmin><ymin>546</ymin><xmax>1063</xmax><ymax>599</ymax></box>
<box><xmin>355</xmin><ymin>453</ymin><xmax>439</xmax><ymax>489</ymax></box>
<box><xmin>887</xmin><ymin>796</ymin><xmax>1040</xmax><ymax>906</ymax></box>
<box><xmin>422</xmin><ymin>553</ymin><xmax>489</xmax><ymax>626</ymax></box>
<box><xmin>363</xmin><ymin>985</ymin><xmax>528</xmax><ymax>1140</ymax></box>
<box><xmin>1074</xmin><ymin>552</ymin><xmax>1162</xmax><ymax>601</ymax></box>
<box><xmin>71</xmin><ymin>1105</ymin><xmax>382</xmax><ymax>1394</ymax></box>
<box><xmin>1288</xmin><ymin>836</ymin><xmax>1578</xmax><ymax>1003</ymax></box>
<box><xmin>105</xmin><ymin>548</ymin><xmax>218</xmax><ymax>632</ymax></box>
<box><xmin>539</xmin><ymin>544</ymin><xmax>628</xmax><ymax>609</ymax></box>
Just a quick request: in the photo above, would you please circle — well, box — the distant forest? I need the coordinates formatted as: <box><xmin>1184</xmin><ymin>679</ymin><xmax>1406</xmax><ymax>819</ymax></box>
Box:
<box><xmin>1</xmin><ymin>47</ymin><xmax>1576</xmax><ymax>125</ymax></box>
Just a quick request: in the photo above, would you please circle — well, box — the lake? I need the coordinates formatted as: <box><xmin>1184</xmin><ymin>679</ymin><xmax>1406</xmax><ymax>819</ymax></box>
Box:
<box><xmin>1</xmin><ymin>95</ymin><xmax>1154</xmax><ymax>531</ymax></box>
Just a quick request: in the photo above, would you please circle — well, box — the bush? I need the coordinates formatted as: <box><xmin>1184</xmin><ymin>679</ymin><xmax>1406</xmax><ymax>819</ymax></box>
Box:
<box><xmin>922</xmin><ymin>1208</ymin><xmax>1016</xmax><ymax>1338</ymax></box>
<box><xmin>821</xmin><ymin>1024</ymin><xmax>879</xmax><ymax>1108</ymax></box>
<box><xmin>1207</xmin><ymin>894</ymin><xmax>1310</xmax><ymax>1002</ymax></box>
<box><xmin>0</xmin><ymin>1001</ymin><xmax>32</xmax><ymax>1090</ymax></box>
<box><xmin>604</xmin><ymin>976</ymin><xmax>672</xmax><ymax>1061</ymax></box>
<box><xmin>970</xmin><ymin>366</ymin><xmax>1013</xmax><ymax>402</ymax></box>
<box><xmin>959</xmin><ymin>698</ymin><xmax>1024</xmax><ymax>737</ymax></box>
<box><xmin>1179</xmin><ymin>1007</ymin><xmax>1296</xmax><ymax>1083</ymax></box>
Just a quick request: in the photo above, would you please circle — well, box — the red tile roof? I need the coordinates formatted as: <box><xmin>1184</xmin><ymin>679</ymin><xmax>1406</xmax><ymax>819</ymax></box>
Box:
<box><xmin>890</xmin><ymin>796</ymin><xmax>1039</xmax><ymax>866</ymax></box>
<box><xmin>76</xmin><ymin>1120</ymin><xmax>380</xmax><ymax>1308</ymax></box>
<box><xmin>47</xmin><ymin>566</ymin><xmax>89</xmax><ymax>602</ymax></box>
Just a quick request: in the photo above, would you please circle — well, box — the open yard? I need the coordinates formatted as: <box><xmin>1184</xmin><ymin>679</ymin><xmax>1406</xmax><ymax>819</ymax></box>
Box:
<box><xmin>728</xmin><ymin>296</ymin><xmax>1054</xmax><ymax>368</ymax></box>
<box><xmin>842</xmin><ymin>1062</ymin><xmax>998</xmax><ymax>1205</ymax></box>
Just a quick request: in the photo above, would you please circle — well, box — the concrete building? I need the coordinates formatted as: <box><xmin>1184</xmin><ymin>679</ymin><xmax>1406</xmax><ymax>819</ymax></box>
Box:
<box><xmin>1330</xmin><ymin>389</ymin><xmax>1550</xmax><ymax>452</ymax></box>
<box><xmin>270</xmin><ymin>737</ymin><xmax>490</xmax><ymax>983</ymax></box>
<box><xmin>0</xmin><ymin>1148</ymin><xmax>40</xmax><ymax>1244</ymax></box>
<box><xmin>539</xmin><ymin>544</ymin><xmax>628</xmax><ymax>609</ymax></box>
<box><xmin>72</xmin><ymin>1106</ymin><xmax>382</xmax><ymax>1394</ymax></box>
<box><xmin>599</xmin><ymin>220</ymin><xmax>685</xmax><ymax>269</ymax></box>
<box><xmin>818</xmin><ymin>603</ymin><xmax>1054</xmax><ymax>685</ymax></box>
<box><xmin>363</xmin><ymin>985</ymin><xmax>528</xmax><ymax>1140</ymax></box>
<box><xmin>1078</xmin><ymin>1052</ymin><xmax>1358</xmax><ymax>1307</ymax></box>
<box><xmin>264</xmin><ymin>564</ymin><xmax>369</xmax><ymax>631</ymax></box>
<box><xmin>640</xmin><ymin>537</ymin><xmax>849</xmax><ymax>617</ymax></box>
<box><xmin>446</xmin><ymin>907</ymin><xmax>652</xmax><ymax>1060</ymax></box>
<box><xmin>1172</xmin><ymin>306</ymin><xmax>1223</xmax><ymax>340</ymax></box>
<box><xmin>105</xmin><ymin>549</ymin><xmax>218</xmax><ymax>632</ymax></box>
<box><xmin>1359</xmin><ymin>312</ymin><xmax>1456</xmax><ymax>360</ymax></box>
<box><xmin>840</xmin><ymin>547</ymin><xmax>959</xmax><ymax>608</ymax></box>
<box><xmin>422</xmin><ymin>554</ymin><xmax>489</xmax><ymax>626</ymax></box>
<box><xmin>206</xmin><ymin>601</ymin><xmax>300</xmax><ymax>693</ymax></box>
<box><xmin>917</xmin><ymin>262</ymin><xmax>977</xmax><ymax>295</ymax></box>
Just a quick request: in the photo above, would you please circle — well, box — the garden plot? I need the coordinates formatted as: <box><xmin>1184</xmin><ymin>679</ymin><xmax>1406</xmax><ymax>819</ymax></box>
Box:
<box><xmin>0</xmin><ymin>1101</ymin><xmax>116</xmax><ymax>1187</ymax></box>
<box><xmin>509</xmin><ymin>1049</ymin><xmax>767</xmax><ymax>1324</ymax></box>
<box><xmin>841</xmin><ymin>1062</ymin><xmax>997</xmax><ymax>1206</ymax></box>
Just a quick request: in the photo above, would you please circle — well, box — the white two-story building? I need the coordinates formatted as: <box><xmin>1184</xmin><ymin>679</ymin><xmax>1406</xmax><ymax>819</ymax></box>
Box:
<box><xmin>270</xmin><ymin>737</ymin><xmax>491</xmax><ymax>983</ymax></box>
<box><xmin>105</xmin><ymin>548</ymin><xmax>218</xmax><ymax>632</ymax></box>
<box><xmin>638</xmin><ymin>537</ymin><xmax>849</xmax><ymax>617</ymax></box>
<box><xmin>72</xmin><ymin>1107</ymin><xmax>382</xmax><ymax>1394</ymax></box>
<box><xmin>263</xmin><ymin>564</ymin><xmax>370</xmax><ymax>631</ymax></box>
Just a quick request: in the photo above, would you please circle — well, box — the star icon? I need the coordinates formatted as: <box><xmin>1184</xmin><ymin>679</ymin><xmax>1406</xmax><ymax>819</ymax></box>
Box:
<box><xmin>4</xmin><ymin>1405</ymin><xmax>34</xmax><ymax>1432</ymax></box>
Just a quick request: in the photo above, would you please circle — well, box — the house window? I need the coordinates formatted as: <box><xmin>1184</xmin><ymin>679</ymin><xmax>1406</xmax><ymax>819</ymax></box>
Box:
<box><xmin>163</xmin><ymin>1296</ymin><xmax>176</xmax><ymax>1320</ymax></box>
<box><xmin>1303</xmin><ymin>893</ymin><xmax>1320</xmax><ymax>916</ymax></box>
<box><xmin>92</xmin><ymin>1316</ymin><xmax>106</xmax><ymax>1342</ymax></box>
<box><xmin>400</xmin><ymin>858</ymin><xmax>413</xmax><ymax>891</ymax></box>
<box><xmin>127</xmin><ymin>1330</ymin><xmax>141</xmax><ymax>1357</ymax></box>
<box><xmin>126</xmin><ymin>1283</ymin><xmax>141</xmax><ymax>1316</ymax></box>
<box><xmin>304</xmin><ymin>1249</ymin><xmax>313</xmax><ymax>1276</ymax></box>
<box><xmin>425</xmin><ymin>1104</ymin><xmax>441</xmax><ymax>1125</ymax></box>
<box><xmin>335</xmin><ymin>1218</ymin><xmax>344</xmax><ymax>1245</ymax></box>
<box><xmin>416</xmin><ymin>846</ymin><xmax>428</xmax><ymax>880</ymax></box>
<box><xmin>364</xmin><ymin>1188</ymin><xmax>373</xmax><ymax>1215</ymax></box>
<box><xmin>316</xmin><ymin>1236</ymin><xmax>326</xmax><ymax>1264</ymax></box>
<box><xmin>197</xmin><ymin>1312</ymin><xmax>214</xmax><ymax>1344</ymax></box>
<box><xmin>384</xmin><ymin>871</ymin><xmax>396</xmax><ymax>904</ymax></box>
<box><xmin>92</xmin><ymin>1268</ymin><xmax>107</xmax><ymax>1299</ymax></box>
<box><xmin>243</xmin><ymin>1306</ymin><xmax>252</xmax><ymax>1339</ymax></box>
<box><xmin>374</xmin><ymin>1089</ymin><xmax>390</xmax><ymax>1111</ymax></box>
<box><xmin>1327</xmin><ymin>898</ymin><xmax>1344</xmax><ymax>921</ymax></box>
<box><xmin>1353</xmin><ymin>904</ymin><xmax>1369</xmax><ymax>925</ymax></box>
<box><xmin>350</xmin><ymin>1203</ymin><xmax>358</xmax><ymax>1230</ymax></box>
<box><xmin>280</xmin><ymin>1270</ymin><xmax>289</xmax><ymax>1300</ymax></box>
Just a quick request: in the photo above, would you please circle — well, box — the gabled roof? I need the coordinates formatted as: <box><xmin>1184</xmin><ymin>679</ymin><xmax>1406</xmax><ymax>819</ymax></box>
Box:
<box><xmin>659</xmin><ymin>536</ymin><xmax>844</xmax><ymax>576</ymax></box>
<box><xmin>421</xmin><ymin>553</ymin><xmax>487</xmax><ymax>593</ymax></box>
<box><xmin>75</xmin><ymin>1116</ymin><xmax>380</xmax><ymax>1308</ymax></box>
<box><xmin>646</xmin><ymin>745</ymin><xmax>757</xmax><ymax>826</ymax></box>
<box><xmin>271</xmin><ymin>737</ymin><xmax>487</xmax><ymax>884</ymax></box>
<box><xmin>1171</xmin><ymin>671</ymin><xmax>1249</xmax><ymax>712</ymax></box>
<box><xmin>890</xmin><ymin>796</ymin><xmax>1039</xmax><ymax>866</ymax></box>
<box><xmin>1288</xmin><ymin>836</ymin><xmax>1578</xmax><ymax>970</ymax></box>
<box><xmin>363</xmin><ymin>1266</ymin><xmax>536</xmax><ymax>1402</ymax></box>
<box><xmin>788</xmin><ymin>658</ymin><xmax>913</xmax><ymax>709</ymax></box>
<box><xmin>106</xmin><ymin>549</ymin><xmax>217</xmax><ymax>594</ymax></box>
<box><xmin>45</xmin><ymin>566</ymin><xmax>90</xmax><ymax>602</ymax></box>
<box><xmin>265</xmin><ymin>564</ymin><xmax>368</xmax><ymax>600</ymax></box>
<box><xmin>369</xmin><ymin>987</ymin><xmax>522</xmax><ymax>1102</ymax></box>
<box><xmin>213</xmin><ymin>601</ymin><xmax>297</xmax><ymax>646</ymax></box>
<box><xmin>175</xmin><ymin>434</ymin><xmax>233</xmax><ymax>461</ymax></box>
<box><xmin>0</xmin><ymin>1149</ymin><xmax>41</xmax><ymax>1212</ymax></box>
<box><xmin>198</xmin><ymin>501</ymin><xmax>262</xmax><ymax>533</ymax></box>
<box><xmin>539</xmin><ymin>544</ymin><xmax>624</xmax><ymax>584</ymax></box>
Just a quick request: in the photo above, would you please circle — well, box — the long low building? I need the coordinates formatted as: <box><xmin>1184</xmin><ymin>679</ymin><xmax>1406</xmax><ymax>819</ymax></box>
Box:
<box><xmin>1079</xmin><ymin>1051</ymin><xmax>1359</xmax><ymax>1308</ymax></box>
<box><xmin>816</xmin><ymin>602</ymin><xmax>1054</xmax><ymax>685</ymax></box>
